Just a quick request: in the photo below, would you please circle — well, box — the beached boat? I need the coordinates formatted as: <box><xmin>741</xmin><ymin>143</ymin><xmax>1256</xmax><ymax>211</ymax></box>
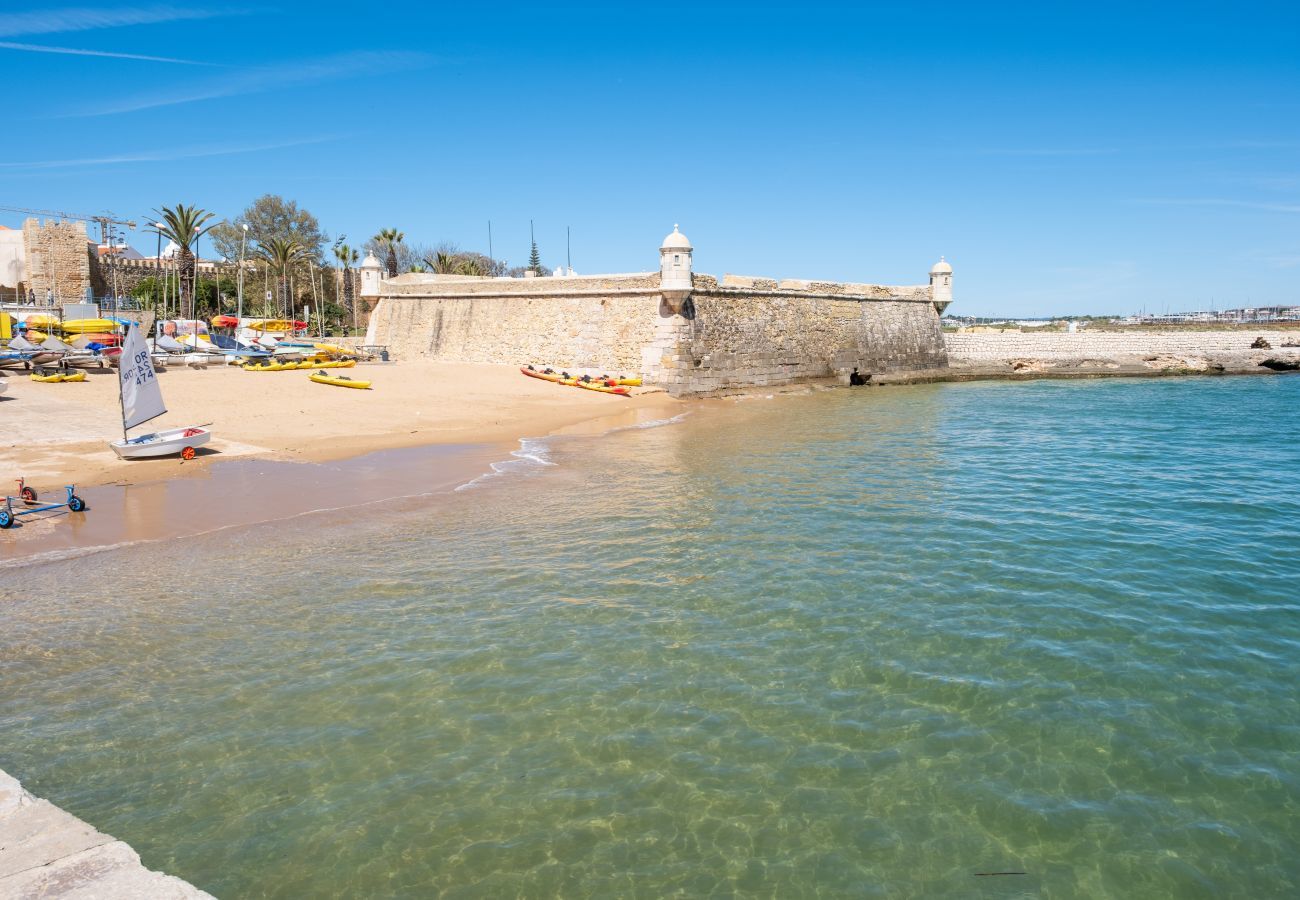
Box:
<box><xmin>521</xmin><ymin>366</ymin><xmax>567</xmax><ymax>383</ymax></box>
<box><xmin>40</xmin><ymin>336</ymin><xmax>106</xmax><ymax>369</ymax></box>
<box><xmin>309</xmin><ymin>371</ymin><xmax>371</xmax><ymax>389</ymax></box>
<box><xmin>30</xmin><ymin>370</ymin><xmax>86</xmax><ymax>383</ymax></box>
<box><xmin>243</xmin><ymin>358</ymin><xmax>355</xmax><ymax>371</ymax></box>
<box><xmin>110</xmin><ymin>426</ymin><xmax>211</xmax><ymax>459</ymax></box>
<box><xmin>60</xmin><ymin>318</ymin><xmax>119</xmax><ymax>334</ymax></box>
<box><xmin>108</xmin><ymin>324</ymin><xmax>213</xmax><ymax>460</ymax></box>
<box><xmin>560</xmin><ymin>377</ymin><xmax>630</xmax><ymax>396</ymax></box>
<box><xmin>5</xmin><ymin>336</ymin><xmax>60</xmax><ymax>367</ymax></box>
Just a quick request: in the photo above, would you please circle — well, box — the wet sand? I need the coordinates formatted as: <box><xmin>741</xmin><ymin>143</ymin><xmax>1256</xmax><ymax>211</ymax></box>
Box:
<box><xmin>0</xmin><ymin>361</ymin><xmax>683</xmax><ymax>565</ymax></box>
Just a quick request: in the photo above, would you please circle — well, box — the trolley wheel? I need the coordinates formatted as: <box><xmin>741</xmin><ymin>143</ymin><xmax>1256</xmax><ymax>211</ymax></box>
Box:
<box><xmin>181</xmin><ymin>446</ymin><xmax>196</xmax><ymax>461</ymax></box>
<box><xmin>0</xmin><ymin>509</ymin><xmax>12</xmax><ymax>529</ymax></box>
<box><xmin>20</xmin><ymin>486</ymin><xmax>37</xmax><ymax>503</ymax></box>
<box><xmin>68</xmin><ymin>495</ymin><xmax>86</xmax><ymax>512</ymax></box>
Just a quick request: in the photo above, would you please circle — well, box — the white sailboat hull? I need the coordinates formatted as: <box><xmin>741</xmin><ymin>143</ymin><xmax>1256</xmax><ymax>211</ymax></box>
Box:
<box><xmin>109</xmin><ymin>427</ymin><xmax>211</xmax><ymax>459</ymax></box>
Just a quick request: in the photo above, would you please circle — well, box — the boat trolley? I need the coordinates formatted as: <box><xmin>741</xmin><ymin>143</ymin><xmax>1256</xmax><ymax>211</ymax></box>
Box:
<box><xmin>0</xmin><ymin>478</ymin><xmax>87</xmax><ymax>529</ymax></box>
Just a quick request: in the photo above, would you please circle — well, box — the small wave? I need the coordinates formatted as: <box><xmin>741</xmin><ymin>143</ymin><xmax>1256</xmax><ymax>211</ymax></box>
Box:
<box><xmin>455</xmin><ymin>437</ymin><xmax>557</xmax><ymax>491</ymax></box>
<box><xmin>0</xmin><ymin>539</ymin><xmax>150</xmax><ymax>571</ymax></box>
<box><xmin>455</xmin><ymin>413</ymin><xmax>691</xmax><ymax>492</ymax></box>
<box><xmin>600</xmin><ymin>411</ymin><xmax>693</xmax><ymax>435</ymax></box>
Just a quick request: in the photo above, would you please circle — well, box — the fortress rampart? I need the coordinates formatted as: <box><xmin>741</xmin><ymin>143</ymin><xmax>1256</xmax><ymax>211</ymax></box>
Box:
<box><xmin>363</xmin><ymin>229</ymin><xmax>951</xmax><ymax>395</ymax></box>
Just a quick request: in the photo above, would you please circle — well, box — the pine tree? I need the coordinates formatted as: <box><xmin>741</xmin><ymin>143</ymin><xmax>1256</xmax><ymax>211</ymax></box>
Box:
<box><xmin>528</xmin><ymin>219</ymin><xmax>543</xmax><ymax>275</ymax></box>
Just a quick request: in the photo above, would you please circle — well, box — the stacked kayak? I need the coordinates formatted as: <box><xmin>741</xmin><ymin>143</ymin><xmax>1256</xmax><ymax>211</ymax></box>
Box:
<box><xmin>520</xmin><ymin>365</ymin><xmax>635</xmax><ymax>395</ymax></box>
<box><xmin>31</xmin><ymin>370</ymin><xmax>86</xmax><ymax>383</ymax></box>
<box><xmin>243</xmin><ymin>358</ymin><xmax>356</xmax><ymax>372</ymax></box>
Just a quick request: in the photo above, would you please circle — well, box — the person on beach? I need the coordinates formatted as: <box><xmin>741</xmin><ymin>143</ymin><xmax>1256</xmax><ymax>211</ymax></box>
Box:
<box><xmin>849</xmin><ymin>368</ymin><xmax>868</xmax><ymax>385</ymax></box>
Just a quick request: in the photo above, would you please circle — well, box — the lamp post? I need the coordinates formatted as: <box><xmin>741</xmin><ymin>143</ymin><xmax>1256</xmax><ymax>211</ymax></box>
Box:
<box><xmin>236</xmin><ymin>223</ymin><xmax>248</xmax><ymax>340</ymax></box>
<box><xmin>153</xmin><ymin>222</ymin><xmax>164</xmax><ymax>323</ymax></box>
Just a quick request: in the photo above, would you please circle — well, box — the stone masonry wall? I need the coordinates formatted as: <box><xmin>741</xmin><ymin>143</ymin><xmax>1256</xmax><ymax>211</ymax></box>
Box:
<box><xmin>21</xmin><ymin>219</ymin><xmax>90</xmax><ymax>303</ymax></box>
<box><xmin>946</xmin><ymin>331</ymin><xmax>1300</xmax><ymax>360</ymax></box>
<box><xmin>367</xmin><ymin>271</ymin><xmax>947</xmax><ymax>393</ymax></box>
<box><xmin>368</xmin><ymin>273</ymin><xmax>661</xmax><ymax>371</ymax></box>
<box><xmin>649</xmin><ymin>277</ymin><xmax>947</xmax><ymax>395</ymax></box>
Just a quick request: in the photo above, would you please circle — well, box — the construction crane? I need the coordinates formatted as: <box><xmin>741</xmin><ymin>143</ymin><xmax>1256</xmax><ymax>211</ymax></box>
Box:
<box><xmin>0</xmin><ymin>204</ymin><xmax>137</xmax><ymax>245</ymax></box>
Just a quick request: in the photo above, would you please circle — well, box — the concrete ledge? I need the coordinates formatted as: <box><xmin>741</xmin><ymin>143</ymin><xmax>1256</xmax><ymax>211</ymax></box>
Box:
<box><xmin>0</xmin><ymin>769</ymin><xmax>213</xmax><ymax>899</ymax></box>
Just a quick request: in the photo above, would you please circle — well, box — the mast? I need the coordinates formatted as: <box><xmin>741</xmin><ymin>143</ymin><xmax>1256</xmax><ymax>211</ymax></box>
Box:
<box><xmin>117</xmin><ymin>325</ymin><xmax>130</xmax><ymax>443</ymax></box>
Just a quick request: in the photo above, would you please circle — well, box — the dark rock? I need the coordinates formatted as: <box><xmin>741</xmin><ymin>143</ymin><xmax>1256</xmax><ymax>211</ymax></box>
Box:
<box><xmin>1250</xmin><ymin>337</ymin><xmax>1272</xmax><ymax>349</ymax></box>
<box><xmin>1258</xmin><ymin>358</ymin><xmax>1299</xmax><ymax>371</ymax></box>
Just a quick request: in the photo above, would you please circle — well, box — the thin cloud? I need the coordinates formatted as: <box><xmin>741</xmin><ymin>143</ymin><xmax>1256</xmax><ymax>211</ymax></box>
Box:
<box><xmin>0</xmin><ymin>135</ymin><xmax>341</xmax><ymax>170</ymax></box>
<box><xmin>0</xmin><ymin>6</ymin><xmax>235</xmax><ymax>38</ymax></box>
<box><xmin>975</xmin><ymin>147</ymin><xmax>1121</xmax><ymax>156</ymax></box>
<box><xmin>0</xmin><ymin>40</ymin><xmax>216</xmax><ymax>64</ymax></box>
<box><xmin>67</xmin><ymin>50</ymin><xmax>432</xmax><ymax>116</ymax></box>
<box><xmin>1135</xmin><ymin>198</ymin><xmax>1300</xmax><ymax>214</ymax></box>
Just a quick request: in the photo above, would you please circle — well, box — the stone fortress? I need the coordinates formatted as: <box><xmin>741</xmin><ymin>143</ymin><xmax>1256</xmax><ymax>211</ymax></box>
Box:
<box><xmin>362</xmin><ymin>226</ymin><xmax>953</xmax><ymax>395</ymax></box>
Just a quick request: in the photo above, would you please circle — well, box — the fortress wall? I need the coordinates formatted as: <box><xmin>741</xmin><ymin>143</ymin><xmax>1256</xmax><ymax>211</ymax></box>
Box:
<box><xmin>367</xmin><ymin>291</ymin><xmax>659</xmax><ymax>371</ymax></box>
<box><xmin>368</xmin><ymin>272</ymin><xmax>947</xmax><ymax>393</ymax></box>
<box><xmin>946</xmin><ymin>331</ymin><xmax>1300</xmax><ymax>360</ymax></box>
<box><xmin>651</xmin><ymin>284</ymin><xmax>947</xmax><ymax>395</ymax></box>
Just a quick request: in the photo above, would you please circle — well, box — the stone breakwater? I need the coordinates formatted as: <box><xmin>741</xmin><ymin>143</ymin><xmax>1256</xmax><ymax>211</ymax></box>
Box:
<box><xmin>0</xmin><ymin>768</ymin><xmax>212</xmax><ymax>899</ymax></box>
<box><xmin>944</xmin><ymin>330</ymin><xmax>1300</xmax><ymax>377</ymax></box>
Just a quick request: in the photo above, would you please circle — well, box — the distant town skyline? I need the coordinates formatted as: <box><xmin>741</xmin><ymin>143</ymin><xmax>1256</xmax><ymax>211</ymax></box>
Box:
<box><xmin>2</xmin><ymin>1</ymin><xmax>1297</xmax><ymax>316</ymax></box>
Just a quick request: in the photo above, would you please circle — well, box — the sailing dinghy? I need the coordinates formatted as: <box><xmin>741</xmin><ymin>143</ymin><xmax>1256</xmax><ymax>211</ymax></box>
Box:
<box><xmin>109</xmin><ymin>324</ymin><xmax>212</xmax><ymax>460</ymax></box>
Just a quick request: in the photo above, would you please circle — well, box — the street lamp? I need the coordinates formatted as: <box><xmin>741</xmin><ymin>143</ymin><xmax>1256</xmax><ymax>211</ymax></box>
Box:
<box><xmin>153</xmin><ymin>221</ymin><xmax>165</xmax><ymax>321</ymax></box>
<box><xmin>236</xmin><ymin>223</ymin><xmax>248</xmax><ymax>340</ymax></box>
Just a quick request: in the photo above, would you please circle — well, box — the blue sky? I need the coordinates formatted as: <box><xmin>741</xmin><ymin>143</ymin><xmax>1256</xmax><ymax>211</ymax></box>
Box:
<box><xmin>2</xmin><ymin>1</ymin><xmax>1297</xmax><ymax>316</ymax></box>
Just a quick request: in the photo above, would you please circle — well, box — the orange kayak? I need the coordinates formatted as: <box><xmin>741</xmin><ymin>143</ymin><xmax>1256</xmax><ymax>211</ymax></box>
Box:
<box><xmin>521</xmin><ymin>366</ymin><xmax>567</xmax><ymax>383</ymax></box>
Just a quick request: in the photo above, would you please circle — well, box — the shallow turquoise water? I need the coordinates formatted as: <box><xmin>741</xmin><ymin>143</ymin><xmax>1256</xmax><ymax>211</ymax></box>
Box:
<box><xmin>2</xmin><ymin>376</ymin><xmax>1298</xmax><ymax>898</ymax></box>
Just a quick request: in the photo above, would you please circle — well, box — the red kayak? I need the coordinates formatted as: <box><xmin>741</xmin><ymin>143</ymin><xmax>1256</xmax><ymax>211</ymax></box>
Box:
<box><xmin>521</xmin><ymin>366</ymin><xmax>566</xmax><ymax>383</ymax></box>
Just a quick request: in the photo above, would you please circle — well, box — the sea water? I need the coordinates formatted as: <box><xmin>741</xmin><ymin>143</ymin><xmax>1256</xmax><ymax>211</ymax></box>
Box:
<box><xmin>2</xmin><ymin>376</ymin><xmax>1298</xmax><ymax>898</ymax></box>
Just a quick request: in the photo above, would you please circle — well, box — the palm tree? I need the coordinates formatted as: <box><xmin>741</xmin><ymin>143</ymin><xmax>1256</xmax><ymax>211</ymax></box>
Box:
<box><xmin>374</xmin><ymin>227</ymin><xmax>404</xmax><ymax>278</ymax></box>
<box><xmin>152</xmin><ymin>203</ymin><xmax>217</xmax><ymax>321</ymax></box>
<box><xmin>333</xmin><ymin>243</ymin><xmax>359</xmax><ymax>331</ymax></box>
<box><xmin>258</xmin><ymin>237</ymin><xmax>303</xmax><ymax>319</ymax></box>
<box><xmin>426</xmin><ymin>251</ymin><xmax>457</xmax><ymax>274</ymax></box>
<box><xmin>456</xmin><ymin>257</ymin><xmax>486</xmax><ymax>276</ymax></box>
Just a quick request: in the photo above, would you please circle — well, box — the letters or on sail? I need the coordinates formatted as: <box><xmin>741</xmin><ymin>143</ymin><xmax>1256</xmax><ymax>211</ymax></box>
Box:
<box><xmin>119</xmin><ymin>324</ymin><xmax>166</xmax><ymax>430</ymax></box>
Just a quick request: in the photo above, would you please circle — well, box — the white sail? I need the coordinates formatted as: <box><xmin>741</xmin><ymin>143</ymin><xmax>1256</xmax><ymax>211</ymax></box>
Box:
<box><xmin>119</xmin><ymin>323</ymin><xmax>166</xmax><ymax>431</ymax></box>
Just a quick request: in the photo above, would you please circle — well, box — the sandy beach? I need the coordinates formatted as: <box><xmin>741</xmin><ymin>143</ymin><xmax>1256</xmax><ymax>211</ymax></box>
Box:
<box><xmin>0</xmin><ymin>360</ymin><xmax>679</xmax><ymax>488</ymax></box>
<box><xmin>0</xmin><ymin>360</ymin><xmax>684</xmax><ymax>564</ymax></box>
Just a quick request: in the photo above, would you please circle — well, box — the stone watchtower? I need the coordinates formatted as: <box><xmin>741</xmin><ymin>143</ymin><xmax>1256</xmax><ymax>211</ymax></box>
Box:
<box><xmin>929</xmin><ymin>257</ymin><xmax>953</xmax><ymax>314</ymax></box>
<box><xmin>659</xmin><ymin>224</ymin><xmax>693</xmax><ymax>312</ymax></box>
<box><xmin>359</xmin><ymin>251</ymin><xmax>383</xmax><ymax>301</ymax></box>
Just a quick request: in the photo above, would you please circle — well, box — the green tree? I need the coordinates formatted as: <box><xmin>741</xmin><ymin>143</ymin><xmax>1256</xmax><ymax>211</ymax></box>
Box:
<box><xmin>333</xmin><ymin>243</ymin><xmax>359</xmax><ymax>331</ymax></box>
<box><xmin>258</xmin><ymin>238</ymin><xmax>304</xmax><ymax>316</ymax></box>
<box><xmin>152</xmin><ymin>204</ymin><xmax>218</xmax><ymax>321</ymax></box>
<box><xmin>210</xmin><ymin>195</ymin><xmax>327</xmax><ymax>264</ymax></box>
<box><xmin>374</xmin><ymin>228</ymin><xmax>404</xmax><ymax>278</ymax></box>
<box><xmin>528</xmin><ymin>238</ymin><xmax>542</xmax><ymax>275</ymax></box>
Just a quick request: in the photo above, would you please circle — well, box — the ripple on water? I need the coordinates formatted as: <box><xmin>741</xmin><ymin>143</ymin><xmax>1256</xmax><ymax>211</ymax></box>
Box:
<box><xmin>2</xmin><ymin>376</ymin><xmax>1299</xmax><ymax>897</ymax></box>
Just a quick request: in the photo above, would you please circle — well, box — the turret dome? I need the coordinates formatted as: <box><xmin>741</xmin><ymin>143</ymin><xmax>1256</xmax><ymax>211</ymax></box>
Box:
<box><xmin>360</xmin><ymin>251</ymin><xmax>382</xmax><ymax>270</ymax></box>
<box><xmin>661</xmin><ymin>224</ymin><xmax>692</xmax><ymax>251</ymax></box>
<box><xmin>930</xmin><ymin>256</ymin><xmax>952</xmax><ymax>275</ymax></box>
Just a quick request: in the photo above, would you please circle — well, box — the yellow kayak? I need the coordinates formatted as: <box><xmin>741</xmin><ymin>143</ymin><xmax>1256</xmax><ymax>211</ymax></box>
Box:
<box><xmin>22</xmin><ymin>314</ymin><xmax>59</xmax><ymax>328</ymax></box>
<box><xmin>243</xmin><ymin>358</ymin><xmax>355</xmax><ymax>371</ymax></box>
<box><xmin>560</xmin><ymin>377</ymin><xmax>630</xmax><ymax>396</ymax></box>
<box><xmin>313</xmin><ymin>342</ymin><xmax>352</xmax><ymax>357</ymax></box>
<box><xmin>31</xmin><ymin>370</ymin><xmax>86</xmax><ymax>383</ymax></box>
<box><xmin>310</xmin><ymin>371</ymin><xmax>371</xmax><ymax>389</ymax></box>
<box><xmin>60</xmin><ymin>318</ymin><xmax>118</xmax><ymax>334</ymax></box>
